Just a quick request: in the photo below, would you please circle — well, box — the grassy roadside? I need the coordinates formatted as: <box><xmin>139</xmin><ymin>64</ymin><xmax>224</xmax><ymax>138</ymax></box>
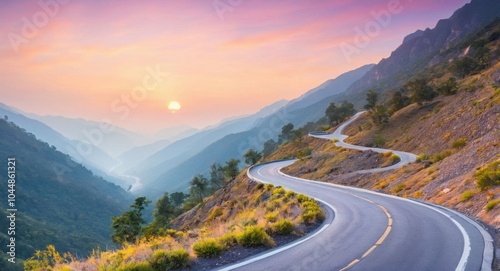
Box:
<box><xmin>44</xmin><ymin>171</ymin><xmax>324</xmax><ymax>271</ymax></box>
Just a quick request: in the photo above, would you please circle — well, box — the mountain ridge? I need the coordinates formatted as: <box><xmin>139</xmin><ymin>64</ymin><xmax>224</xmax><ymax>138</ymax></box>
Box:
<box><xmin>346</xmin><ymin>0</ymin><xmax>500</xmax><ymax>98</ymax></box>
<box><xmin>140</xmin><ymin>65</ymin><xmax>373</xmax><ymax>196</ymax></box>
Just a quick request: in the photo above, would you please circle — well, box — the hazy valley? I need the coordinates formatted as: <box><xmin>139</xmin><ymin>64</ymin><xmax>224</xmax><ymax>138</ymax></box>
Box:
<box><xmin>1</xmin><ymin>0</ymin><xmax>499</xmax><ymax>270</ymax></box>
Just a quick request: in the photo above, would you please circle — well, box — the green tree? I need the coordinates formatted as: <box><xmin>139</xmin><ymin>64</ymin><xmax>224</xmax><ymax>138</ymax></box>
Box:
<box><xmin>325</xmin><ymin>102</ymin><xmax>339</xmax><ymax>124</ymax></box>
<box><xmin>369</xmin><ymin>105</ymin><xmax>389</xmax><ymax>125</ymax></box>
<box><xmin>364</xmin><ymin>90</ymin><xmax>378</xmax><ymax>110</ymax></box>
<box><xmin>292</xmin><ymin>128</ymin><xmax>305</xmax><ymax>142</ymax></box>
<box><xmin>153</xmin><ymin>193</ymin><xmax>175</xmax><ymax>226</ymax></box>
<box><xmin>339</xmin><ymin>101</ymin><xmax>355</xmax><ymax>118</ymax></box>
<box><xmin>224</xmin><ymin>159</ymin><xmax>240</xmax><ymax>180</ymax></box>
<box><xmin>143</xmin><ymin>193</ymin><xmax>176</xmax><ymax>237</ymax></box>
<box><xmin>244</xmin><ymin>149</ymin><xmax>262</xmax><ymax>165</ymax></box>
<box><xmin>279</xmin><ymin>123</ymin><xmax>294</xmax><ymax>142</ymax></box>
<box><xmin>209</xmin><ymin>163</ymin><xmax>225</xmax><ymax>190</ymax></box>
<box><xmin>450</xmin><ymin>57</ymin><xmax>478</xmax><ymax>78</ymax></box>
<box><xmin>388</xmin><ymin>91</ymin><xmax>408</xmax><ymax>113</ymax></box>
<box><xmin>405</xmin><ymin>78</ymin><xmax>436</xmax><ymax>105</ymax></box>
<box><xmin>262</xmin><ymin>139</ymin><xmax>278</xmax><ymax>158</ymax></box>
<box><xmin>436</xmin><ymin>77</ymin><xmax>458</xmax><ymax>96</ymax></box>
<box><xmin>170</xmin><ymin>192</ymin><xmax>187</xmax><ymax>208</ymax></box>
<box><xmin>325</xmin><ymin>101</ymin><xmax>355</xmax><ymax>125</ymax></box>
<box><xmin>189</xmin><ymin>175</ymin><xmax>208</xmax><ymax>203</ymax></box>
<box><xmin>111</xmin><ymin>197</ymin><xmax>151</xmax><ymax>245</ymax></box>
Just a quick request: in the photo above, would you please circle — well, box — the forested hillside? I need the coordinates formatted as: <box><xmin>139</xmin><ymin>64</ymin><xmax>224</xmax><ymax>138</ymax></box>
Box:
<box><xmin>0</xmin><ymin>118</ymin><xmax>132</xmax><ymax>270</ymax></box>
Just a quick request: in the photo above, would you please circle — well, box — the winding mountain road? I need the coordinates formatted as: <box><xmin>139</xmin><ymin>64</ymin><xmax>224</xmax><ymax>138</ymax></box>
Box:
<box><xmin>218</xmin><ymin>112</ymin><xmax>493</xmax><ymax>271</ymax></box>
<box><xmin>310</xmin><ymin>111</ymin><xmax>417</xmax><ymax>173</ymax></box>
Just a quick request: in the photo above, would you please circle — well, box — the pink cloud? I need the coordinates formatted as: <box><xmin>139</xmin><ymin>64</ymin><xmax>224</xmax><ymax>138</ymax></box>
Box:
<box><xmin>0</xmin><ymin>0</ymin><xmax>471</xmax><ymax>131</ymax></box>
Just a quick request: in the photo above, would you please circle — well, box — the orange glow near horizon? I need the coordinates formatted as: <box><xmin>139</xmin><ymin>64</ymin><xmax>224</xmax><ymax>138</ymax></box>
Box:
<box><xmin>0</xmin><ymin>0</ymin><xmax>469</xmax><ymax>133</ymax></box>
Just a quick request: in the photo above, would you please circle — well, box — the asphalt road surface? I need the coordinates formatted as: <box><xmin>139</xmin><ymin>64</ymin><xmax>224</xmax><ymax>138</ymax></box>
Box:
<box><xmin>217</xmin><ymin>112</ymin><xmax>493</xmax><ymax>271</ymax></box>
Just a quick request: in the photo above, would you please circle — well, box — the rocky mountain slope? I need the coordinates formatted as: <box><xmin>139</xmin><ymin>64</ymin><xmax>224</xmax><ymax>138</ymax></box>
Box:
<box><xmin>271</xmin><ymin>24</ymin><xmax>500</xmax><ymax>251</ymax></box>
<box><xmin>346</xmin><ymin>0</ymin><xmax>500</xmax><ymax>104</ymax></box>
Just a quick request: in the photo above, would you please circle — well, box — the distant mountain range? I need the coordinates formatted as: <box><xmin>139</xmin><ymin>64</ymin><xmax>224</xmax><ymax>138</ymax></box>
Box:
<box><xmin>135</xmin><ymin>64</ymin><xmax>374</xmax><ymax>196</ymax></box>
<box><xmin>134</xmin><ymin>0</ymin><xmax>500</xmax><ymax>197</ymax></box>
<box><xmin>0</xmin><ymin>118</ymin><xmax>132</xmax><ymax>268</ymax></box>
<box><xmin>28</xmin><ymin>115</ymin><xmax>199</xmax><ymax>158</ymax></box>
<box><xmin>126</xmin><ymin>99</ymin><xmax>288</xmax><ymax>186</ymax></box>
<box><xmin>1</xmin><ymin>0</ymin><xmax>496</xmax><ymax>221</ymax></box>
<box><xmin>0</xmin><ymin>104</ymin><xmax>124</xmax><ymax>181</ymax></box>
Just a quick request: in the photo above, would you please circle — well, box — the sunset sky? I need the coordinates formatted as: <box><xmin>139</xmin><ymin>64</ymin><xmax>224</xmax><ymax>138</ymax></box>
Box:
<box><xmin>0</xmin><ymin>0</ymin><xmax>468</xmax><ymax>133</ymax></box>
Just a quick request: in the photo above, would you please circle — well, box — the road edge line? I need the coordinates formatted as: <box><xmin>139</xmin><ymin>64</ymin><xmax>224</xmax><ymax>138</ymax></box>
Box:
<box><xmin>214</xmin><ymin>167</ymin><xmax>337</xmax><ymax>271</ymax></box>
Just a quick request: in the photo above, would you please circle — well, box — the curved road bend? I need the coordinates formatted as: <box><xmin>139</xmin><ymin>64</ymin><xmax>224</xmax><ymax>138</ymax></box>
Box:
<box><xmin>310</xmin><ymin>111</ymin><xmax>417</xmax><ymax>173</ymax></box>
<box><xmin>217</xmin><ymin>112</ymin><xmax>493</xmax><ymax>271</ymax></box>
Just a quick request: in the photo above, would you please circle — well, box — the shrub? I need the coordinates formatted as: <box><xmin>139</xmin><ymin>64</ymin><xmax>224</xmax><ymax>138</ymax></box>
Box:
<box><xmin>116</xmin><ymin>261</ymin><xmax>153</xmax><ymax>271</ymax></box>
<box><xmin>461</xmin><ymin>191</ymin><xmax>474</xmax><ymax>202</ymax></box>
<box><xmin>319</xmin><ymin>125</ymin><xmax>329</xmax><ymax>131</ymax></box>
<box><xmin>416</xmin><ymin>153</ymin><xmax>429</xmax><ymax>162</ymax></box>
<box><xmin>374</xmin><ymin>134</ymin><xmax>386</xmax><ymax>147</ymax></box>
<box><xmin>390</xmin><ymin>154</ymin><xmax>400</xmax><ymax>163</ymax></box>
<box><xmin>451</xmin><ymin>138</ymin><xmax>467</xmax><ymax>149</ymax></box>
<box><xmin>475</xmin><ymin>159</ymin><xmax>500</xmax><ymax>190</ymax></box>
<box><xmin>266</xmin><ymin>202</ymin><xmax>277</xmax><ymax>212</ymax></box>
<box><xmin>430</xmin><ymin>150</ymin><xmax>452</xmax><ymax>163</ymax></box>
<box><xmin>285</xmin><ymin>190</ymin><xmax>295</xmax><ymax>199</ymax></box>
<box><xmin>413</xmin><ymin>190</ymin><xmax>424</xmax><ymax>199</ymax></box>
<box><xmin>296</xmin><ymin>147</ymin><xmax>312</xmax><ymax>158</ymax></box>
<box><xmin>375</xmin><ymin>180</ymin><xmax>388</xmax><ymax>189</ymax></box>
<box><xmin>207</xmin><ymin>207</ymin><xmax>223</xmax><ymax>221</ymax></box>
<box><xmin>265</xmin><ymin>212</ymin><xmax>278</xmax><ymax>222</ymax></box>
<box><xmin>149</xmin><ymin>250</ymin><xmax>170</xmax><ymax>271</ymax></box>
<box><xmin>256</xmin><ymin>183</ymin><xmax>264</xmax><ymax>189</ymax></box>
<box><xmin>242</xmin><ymin>217</ymin><xmax>258</xmax><ymax>227</ymax></box>
<box><xmin>169</xmin><ymin>249</ymin><xmax>190</xmax><ymax>269</ymax></box>
<box><xmin>333</xmin><ymin>138</ymin><xmax>339</xmax><ymax>143</ymax></box>
<box><xmin>162</xmin><ymin>229</ymin><xmax>185</xmax><ymax>239</ymax></box>
<box><xmin>272</xmin><ymin>187</ymin><xmax>286</xmax><ymax>197</ymax></box>
<box><xmin>24</xmin><ymin>245</ymin><xmax>64</xmax><ymax>271</ymax></box>
<box><xmin>218</xmin><ymin>233</ymin><xmax>238</xmax><ymax>249</ymax></box>
<box><xmin>237</xmin><ymin>226</ymin><xmax>274</xmax><ymax>247</ymax></box>
<box><xmin>301</xmin><ymin>200</ymin><xmax>325</xmax><ymax>224</ymax></box>
<box><xmin>485</xmin><ymin>199</ymin><xmax>500</xmax><ymax>212</ymax></box>
<box><xmin>302</xmin><ymin>208</ymin><xmax>324</xmax><ymax>224</ymax></box>
<box><xmin>296</xmin><ymin>194</ymin><xmax>309</xmax><ymax>203</ymax></box>
<box><xmin>264</xmin><ymin>183</ymin><xmax>274</xmax><ymax>191</ymax></box>
<box><xmin>193</xmin><ymin>238</ymin><xmax>224</xmax><ymax>258</ymax></box>
<box><xmin>437</xmin><ymin>77</ymin><xmax>458</xmax><ymax>95</ymax></box>
<box><xmin>393</xmin><ymin>184</ymin><xmax>406</xmax><ymax>193</ymax></box>
<box><xmin>271</xmin><ymin>220</ymin><xmax>294</xmax><ymax>235</ymax></box>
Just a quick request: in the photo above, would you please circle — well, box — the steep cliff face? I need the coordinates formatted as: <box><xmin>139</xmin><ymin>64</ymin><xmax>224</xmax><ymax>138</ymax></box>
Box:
<box><xmin>347</xmin><ymin>0</ymin><xmax>500</xmax><ymax>93</ymax></box>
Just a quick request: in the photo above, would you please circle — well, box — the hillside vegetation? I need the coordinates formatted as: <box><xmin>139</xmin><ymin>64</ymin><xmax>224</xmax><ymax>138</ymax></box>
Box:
<box><xmin>274</xmin><ymin>22</ymin><xmax>500</xmax><ymax>233</ymax></box>
<box><xmin>0</xmin><ymin>119</ymin><xmax>132</xmax><ymax>270</ymax></box>
<box><xmin>39</xmin><ymin>171</ymin><xmax>324</xmax><ymax>270</ymax></box>
<box><xmin>17</xmin><ymin>4</ymin><xmax>499</xmax><ymax>271</ymax></box>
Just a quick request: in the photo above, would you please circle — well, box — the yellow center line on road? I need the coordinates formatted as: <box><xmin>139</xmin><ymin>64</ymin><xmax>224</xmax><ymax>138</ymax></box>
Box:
<box><xmin>339</xmin><ymin>195</ymin><xmax>393</xmax><ymax>271</ymax></box>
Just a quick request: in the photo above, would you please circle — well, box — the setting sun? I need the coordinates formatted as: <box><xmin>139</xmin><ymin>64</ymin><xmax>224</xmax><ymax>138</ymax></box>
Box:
<box><xmin>168</xmin><ymin>101</ymin><xmax>181</xmax><ymax>113</ymax></box>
